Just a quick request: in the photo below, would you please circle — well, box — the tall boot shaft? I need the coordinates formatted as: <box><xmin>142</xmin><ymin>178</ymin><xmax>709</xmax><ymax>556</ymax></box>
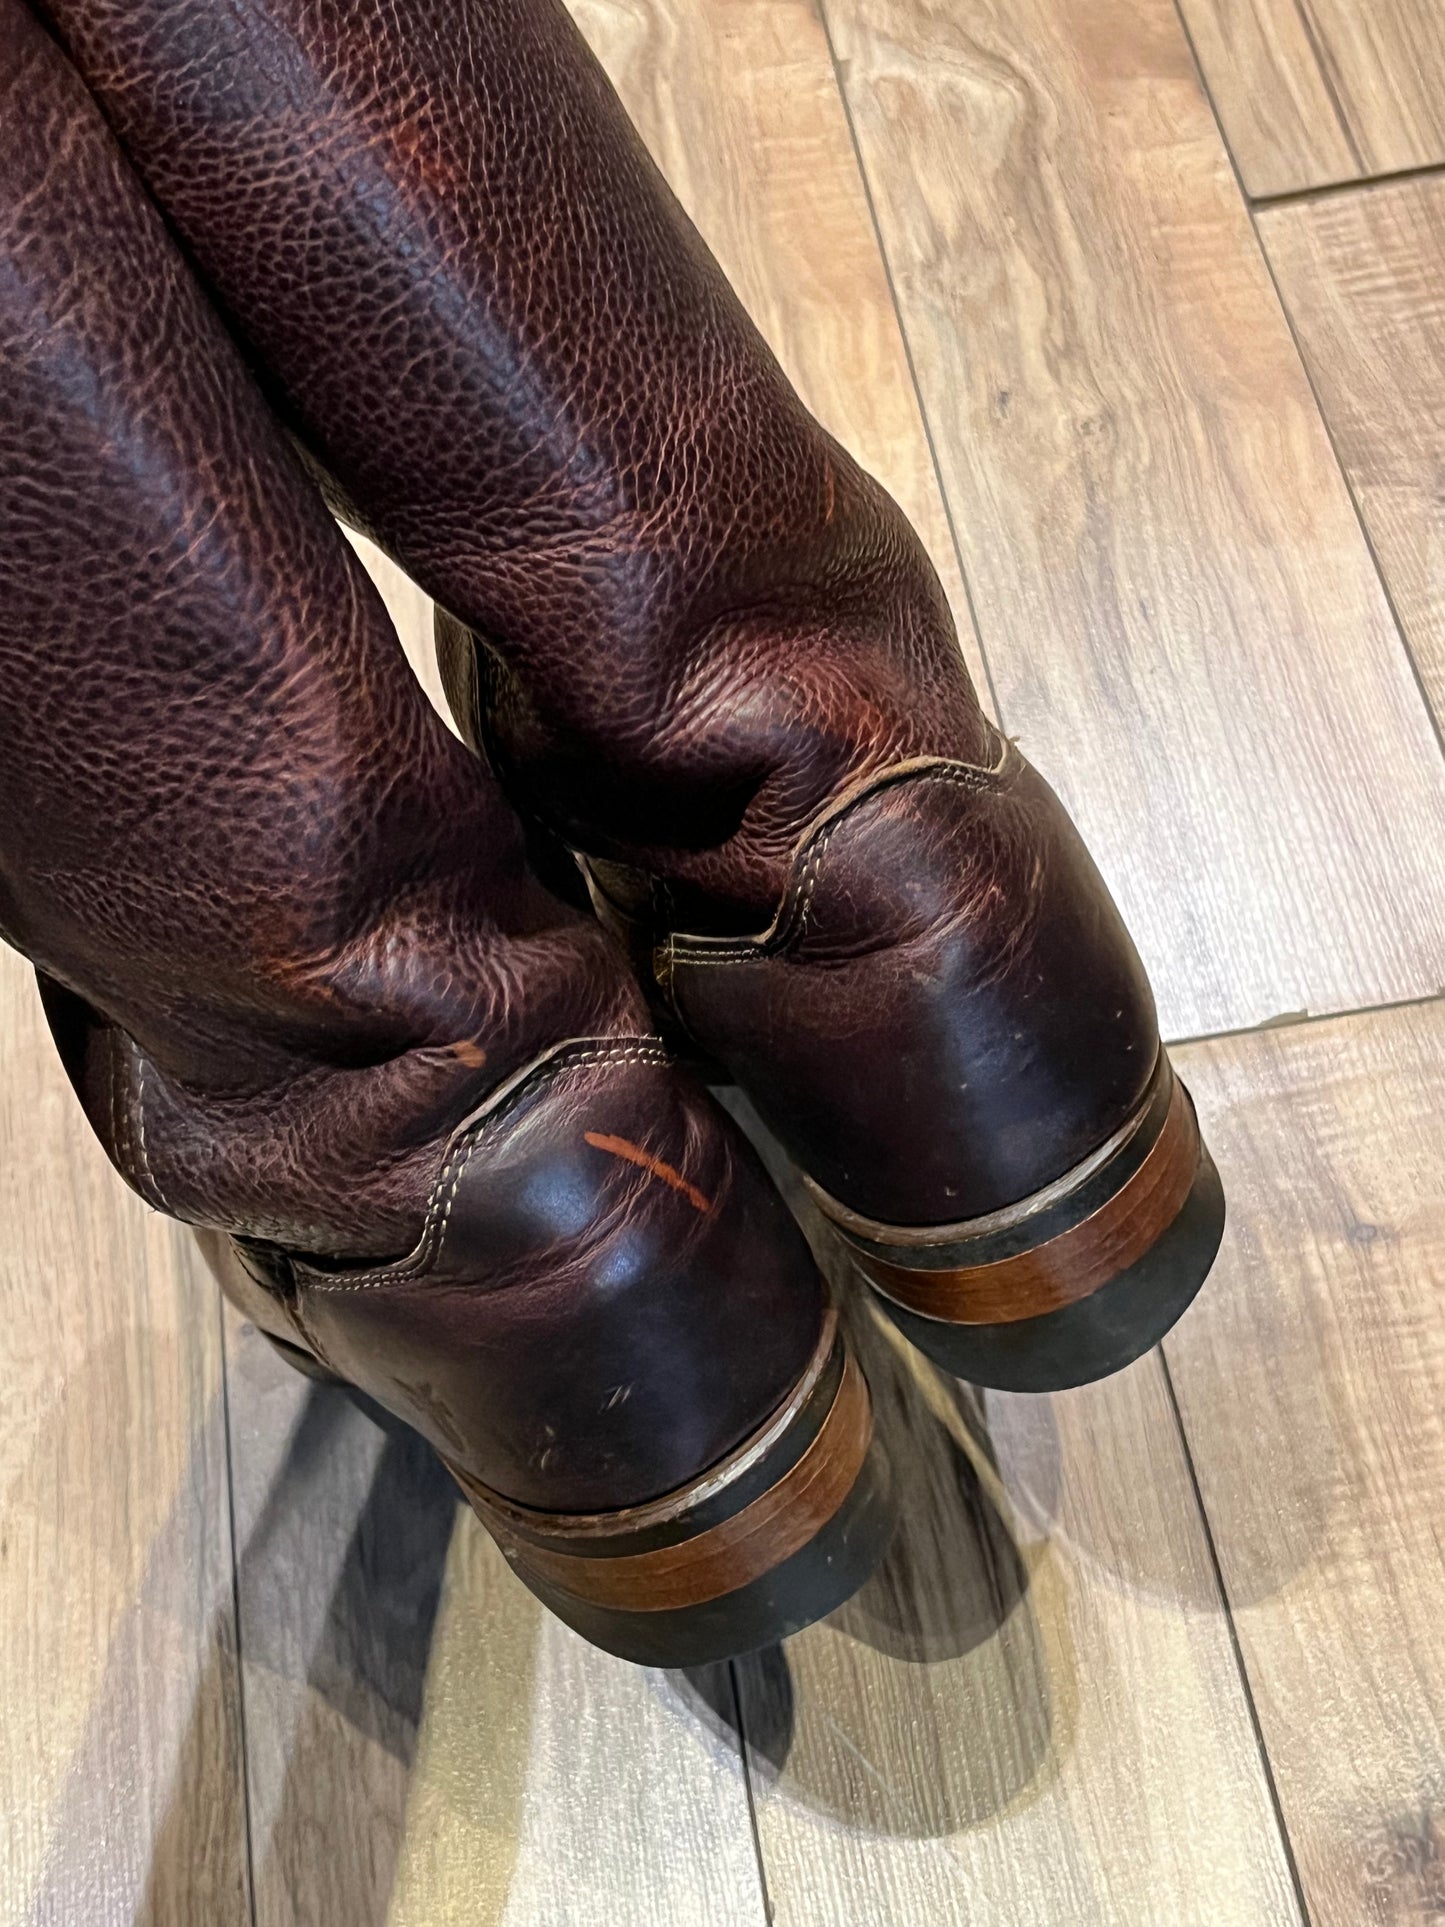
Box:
<box><xmin>0</xmin><ymin>5</ymin><xmax>838</xmax><ymax>1548</ymax></box>
<box><xmin>0</xmin><ymin>0</ymin><xmax>643</xmax><ymax>1252</ymax></box>
<box><xmin>39</xmin><ymin>0</ymin><xmax>995</xmax><ymax>927</ymax></box>
<box><xmin>40</xmin><ymin>0</ymin><xmax>1219</xmax><ymax>1390</ymax></box>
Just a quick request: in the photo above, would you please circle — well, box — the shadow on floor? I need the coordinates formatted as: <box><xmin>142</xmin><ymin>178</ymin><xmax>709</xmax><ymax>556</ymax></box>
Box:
<box><xmin>217</xmin><ymin>1288</ymin><xmax>1053</xmax><ymax>1869</ymax></box>
<box><xmin>665</xmin><ymin>1295</ymin><xmax>1058</xmax><ymax>1840</ymax></box>
<box><xmin>238</xmin><ymin>1379</ymin><xmax>457</xmax><ymax>1926</ymax></box>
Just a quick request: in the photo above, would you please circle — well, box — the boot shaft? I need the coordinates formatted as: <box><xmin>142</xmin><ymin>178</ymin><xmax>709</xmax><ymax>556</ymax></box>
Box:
<box><xmin>31</xmin><ymin>0</ymin><xmax>1217</xmax><ymax>1389</ymax></box>
<box><xmin>39</xmin><ymin>0</ymin><xmax>995</xmax><ymax>925</ymax></box>
<box><xmin>0</xmin><ymin>2</ymin><xmax>643</xmax><ymax>1250</ymax></box>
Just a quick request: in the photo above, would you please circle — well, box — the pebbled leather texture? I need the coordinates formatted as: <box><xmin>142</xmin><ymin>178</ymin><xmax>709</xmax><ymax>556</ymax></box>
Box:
<box><xmin>0</xmin><ymin>3</ymin><xmax>824</xmax><ymax>1509</ymax></box>
<box><xmin>39</xmin><ymin>0</ymin><xmax>994</xmax><ymax>931</ymax></box>
<box><xmin>0</xmin><ymin>0</ymin><xmax>643</xmax><ymax>1257</ymax></box>
<box><xmin>43</xmin><ymin>0</ymin><xmax>1170</xmax><ymax>1227</ymax></box>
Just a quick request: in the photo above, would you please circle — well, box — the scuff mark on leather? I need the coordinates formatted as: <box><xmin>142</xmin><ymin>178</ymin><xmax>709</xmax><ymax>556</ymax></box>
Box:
<box><xmin>583</xmin><ymin>1132</ymin><xmax>712</xmax><ymax>1212</ymax></box>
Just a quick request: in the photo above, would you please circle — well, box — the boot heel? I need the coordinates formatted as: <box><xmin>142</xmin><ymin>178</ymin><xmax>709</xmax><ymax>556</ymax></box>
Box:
<box><xmin>450</xmin><ymin>1308</ymin><xmax>895</xmax><ymax>1665</ymax></box>
<box><xmin>822</xmin><ymin>1058</ymin><xmax>1225</xmax><ymax>1392</ymax></box>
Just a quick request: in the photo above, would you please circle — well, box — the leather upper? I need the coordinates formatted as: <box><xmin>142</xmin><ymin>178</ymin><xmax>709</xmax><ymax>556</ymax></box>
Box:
<box><xmin>0</xmin><ymin>3</ymin><xmax>828</xmax><ymax>1514</ymax></box>
<box><xmin>264</xmin><ymin>1041</ymin><xmax>823</xmax><ymax>1509</ymax></box>
<box><xmin>0</xmin><ymin>1</ymin><xmax>633</xmax><ymax>1256</ymax></box>
<box><xmin>39</xmin><ymin>0</ymin><xmax>1169</xmax><ymax>1228</ymax></box>
<box><xmin>662</xmin><ymin>753</ymin><xmax>1159</xmax><ymax>1222</ymax></box>
<box><xmin>40</xmin><ymin>0</ymin><xmax>995</xmax><ymax>930</ymax></box>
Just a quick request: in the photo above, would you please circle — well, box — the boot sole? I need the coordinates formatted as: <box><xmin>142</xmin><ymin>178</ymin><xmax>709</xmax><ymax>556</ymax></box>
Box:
<box><xmin>260</xmin><ymin>1306</ymin><xmax>896</xmax><ymax>1666</ymax></box>
<box><xmin>820</xmin><ymin>1056</ymin><xmax>1225</xmax><ymax>1392</ymax></box>
<box><xmin>447</xmin><ymin>1306</ymin><xmax>895</xmax><ymax>1664</ymax></box>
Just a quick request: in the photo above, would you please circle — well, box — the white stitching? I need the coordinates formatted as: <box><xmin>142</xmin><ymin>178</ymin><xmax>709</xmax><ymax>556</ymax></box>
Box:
<box><xmin>108</xmin><ymin>1035</ymin><xmax>123</xmax><ymax>1181</ymax></box>
<box><xmin>669</xmin><ymin>755</ymin><xmax>1021</xmax><ymax>970</ymax></box>
<box><xmin>301</xmin><ymin>1038</ymin><xmax>673</xmax><ymax>1294</ymax></box>
<box><xmin>131</xmin><ymin>1054</ymin><xmax>165</xmax><ymax>1211</ymax></box>
<box><xmin>112</xmin><ymin>1038</ymin><xmax>168</xmax><ymax>1214</ymax></box>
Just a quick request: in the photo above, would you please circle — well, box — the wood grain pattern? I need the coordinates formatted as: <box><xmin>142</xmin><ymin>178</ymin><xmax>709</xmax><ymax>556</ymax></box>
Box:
<box><xmin>1175</xmin><ymin>0</ymin><xmax>1360</xmax><ymax>198</ymax></box>
<box><xmin>1259</xmin><ymin>177</ymin><xmax>1445</xmax><ymax>734</ymax></box>
<box><xmin>1167</xmin><ymin>999</ymin><xmax>1445</xmax><ymax>1927</ymax></box>
<box><xmin>220</xmin><ymin>1304</ymin><xmax>424</xmax><ymax>1926</ymax></box>
<box><xmin>735</xmin><ymin>1245</ymin><xmax>1303</xmax><ymax>1922</ymax></box>
<box><xmin>1178</xmin><ymin>0</ymin><xmax>1445</xmax><ymax>197</ymax></box>
<box><xmin>0</xmin><ymin>944</ymin><xmax>248</xmax><ymax>1927</ymax></box>
<box><xmin>824</xmin><ymin>0</ymin><xmax>1445</xmax><ymax>1043</ymax></box>
<box><xmin>570</xmin><ymin>0</ymin><xmax>993</xmax><ymax>709</ymax></box>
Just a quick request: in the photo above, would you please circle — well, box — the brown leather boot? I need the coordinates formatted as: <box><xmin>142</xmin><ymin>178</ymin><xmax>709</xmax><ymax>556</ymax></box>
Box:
<box><xmin>0</xmin><ymin>0</ymin><xmax>894</xmax><ymax>1663</ymax></box>
<box><xmin>44</xmin><ymin>0</ymin><xmax>1225</xmax><ymax>1390</ymax></box>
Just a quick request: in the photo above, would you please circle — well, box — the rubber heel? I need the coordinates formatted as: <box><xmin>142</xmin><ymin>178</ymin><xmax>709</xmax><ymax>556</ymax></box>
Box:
<box><xmin>450</xmin><ymin>1309</ymin><xmax>896</xmax><ymax>1665</ymax></box>
<box><xmin>830</xmin><ymin>1059</ymin><xmax>1225</xmax><ymax>1392</ymax></box>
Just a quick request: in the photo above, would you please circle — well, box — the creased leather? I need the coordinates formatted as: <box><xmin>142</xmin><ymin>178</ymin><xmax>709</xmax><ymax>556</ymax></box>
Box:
<box><xmin>42</xmin><ymin>0</ymin><xmax>1169</xmax><ymax>1227</ymax></box>
<box><xmin>0</xmin><ymin>3</ymin><xmax>823</xmax><ymax>1511</ymax></box>
<box><xmin>0</xmin><ymin>0</ymin><xmax>644</xmax><ymax>1255</ymax></box>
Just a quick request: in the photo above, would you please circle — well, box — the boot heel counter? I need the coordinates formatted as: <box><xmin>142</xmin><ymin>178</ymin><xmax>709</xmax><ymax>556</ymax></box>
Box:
<box><xmin>290</xmin><ymin>1041</ymin><xmax>824</xmax><ymax>1511</ymax></box>
<box><xmin>664</xmin><ymin>752</ymin><xmax>1159</xmax><ymax>1225</ymax></box>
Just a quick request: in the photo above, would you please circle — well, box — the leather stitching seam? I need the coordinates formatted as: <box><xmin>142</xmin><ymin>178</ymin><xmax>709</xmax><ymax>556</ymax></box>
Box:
<box><xmin>132</xmin><ymin>1055</ymin><xmax>164</xmax><ymax>1210</ymax></box>
<box><xmin>666</xmin><ymin>756</ymin><xmax>1020</xmax><ymax>971</ymax></box>
<box><xmin>108</xmin><ymin>1036</ymin><xmax>122</xmax><ymax>1193</ymax></box>
<box><xmin>301</xmin><ymin>1038</ymin><xmax>673</xmax><ymax>1294</ymax></box>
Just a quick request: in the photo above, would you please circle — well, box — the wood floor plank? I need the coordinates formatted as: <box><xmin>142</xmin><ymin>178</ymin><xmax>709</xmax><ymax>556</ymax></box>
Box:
<box><xmin>220</xmin><ymin>541</ymin><xmax>769</xmax><ymax>1927</ymax></box>
<box><xmin>544</xmin><ymin>20</ymin><xmax>1304</xmax><ymax>1908</ymax></box>
<box><xmin>722</xmin><ymin>1141</ymin><xmax>1302</xmax><ymax>1926</ymax></box>
<box><xmin>345</xmin><ymin>532</ymin><xmax>453</xmax><ymax>725</ymax></box>
<box><xmin>1166</xmin><ymin>998</ymin><xmax>1445</xmax><ymax>1927</ymax></box>
<box><xmin>823</xmin><ymin>0</ymin><xmax>1445</xmax><ymax>1042</ymax></box>
<box><xmin>219</xmin><ymin>1304</ymin><xmax>422</xmax><ymax>1927</ymax></box>
<box><xmin>1178</xmin><ymin>0</ymin><xmax>1445</xmax><ymax>198</ymax></box>
<box><xmin>1258</xmin><ymin>177</ymin><xmax>1445</xmax><ymax>735</ymax></box>
<box><xmin>570</xmin><ymin>0</ymin><xmax>993</xmax><ymax>708</ymax></box>
<box><xmin>0</xmin><ymin>945</ymin><xmax>249</xmax><ymax>1927</ymax></box>
<box><xmin>1174</xmin><ymin>0</ymin><xmax>1359</xmax><ymax>199</ymax></box>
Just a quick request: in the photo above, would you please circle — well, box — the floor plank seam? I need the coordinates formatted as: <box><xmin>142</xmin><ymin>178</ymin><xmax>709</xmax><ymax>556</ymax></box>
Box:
<box><xmin>1251</xmin><ymin>154</ymin><xmax>1445</xmax><ymax>211</ymax></box>
<box><xmin>1157</xmin><ymin>1352</ymin><xmax>1315</xmax><ymax>1927</ymax></box>
<box><xmin>729</xmin><ymin>1658</ymin><xmax>776</xmax><ymax>1927</ymax></box>
<box><xmin>218</xmin><ymin>1292</ymin><xmax>261</xmax><ymax>1927</ymax></box>
<box><xmin>1168</xmin><ymin>0</ymin><xmax>1445</xmax><ymax>782</ymax></box>
<box><xmin>1166</xmin><ymin>985</ymin><xmax>1445</xmax><ymax>1052</ymax></box>
<box><xmin>811</xmin><ymin>0</ymin><xmax>1009</xmax><ymax>732</ymax></box>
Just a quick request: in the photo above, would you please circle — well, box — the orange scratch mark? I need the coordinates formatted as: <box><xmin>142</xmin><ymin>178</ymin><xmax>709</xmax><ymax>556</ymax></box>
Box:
<box><xmin>823</xmin><ymin>457</ymin><xmax>836</xmax><ymax>524</ymax></box>
<box><xmin>584</xmin><ymin>1132</ymin><xmax>713</xmax><ymax>1213</ymax></box>
<box><xmin>451</xmin><ymin>1040</ymin><xmax>488</xmax><ymax>1068</ymax></box>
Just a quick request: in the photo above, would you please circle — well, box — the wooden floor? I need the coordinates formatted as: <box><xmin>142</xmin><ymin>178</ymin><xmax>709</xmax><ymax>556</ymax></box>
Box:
<box><xmin>4</xmin><ymin>0</ymin><xmax>1445</xmax><ymax>1920</ymax></box>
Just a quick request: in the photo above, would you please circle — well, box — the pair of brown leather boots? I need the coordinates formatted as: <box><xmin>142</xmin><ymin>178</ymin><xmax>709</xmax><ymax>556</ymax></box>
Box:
<box><xmin>0</xmin><ymin>0</ymin><xmax>1223</xmax><ymax>1664</ymax></box>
